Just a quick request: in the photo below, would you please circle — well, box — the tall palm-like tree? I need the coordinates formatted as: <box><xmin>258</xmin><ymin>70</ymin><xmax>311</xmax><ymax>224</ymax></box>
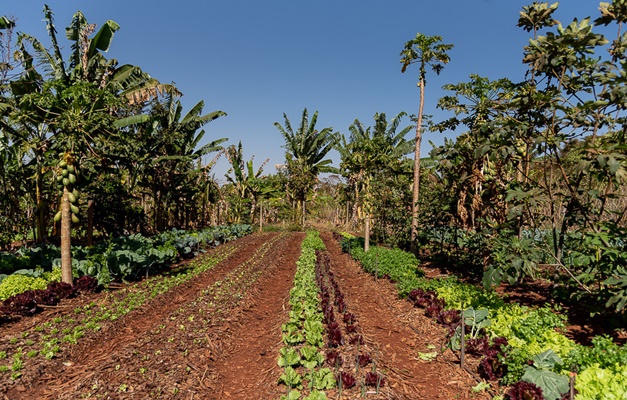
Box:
<box><xmin>224</xmin><ymin>141</ymin><xmax>268</xmax><ymax>223</ymax></box>
<box><xmin>274</xmin><ymin>108</ymin><xmax>338</xmax><ymax>226</ymax></box>
<box><xmin>139</xmin><ymin>95</ymin><xmax>227</xmax><ymax>230</ymax></box>
<box><xmin>8</xmin><ymin>6</ymin><xmax>174</xmax><ymax>283</ymax></box>
<box><xmin>400</xmin><ymin>33</ymin><xmax>453</xmax><ymax>252</ymax></box>
<box><xmin>339</xmin><ymin>112</ymin><xmax>414</xmax><ymax>251</ymax></box>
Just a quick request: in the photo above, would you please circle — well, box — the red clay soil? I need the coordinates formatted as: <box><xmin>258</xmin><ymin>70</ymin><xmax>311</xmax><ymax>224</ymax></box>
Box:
<box><xmin>320</xmin><ymin>232</ymin><xmax>491</xmax><ymax>400</ymax></box>
<box><xmin>204</xmin><ymin>232</ymin><xmax>304</xmax><ymax>399</ymax></box>
<box><xmin>1</xmin><ymin>230</ymin><xmax>496</xmax><ymax>400</ymax></box>
<box><xmin>2</xmin><ymin>232</ymin><xmax>302</xmax><ymax>400</ymax></box>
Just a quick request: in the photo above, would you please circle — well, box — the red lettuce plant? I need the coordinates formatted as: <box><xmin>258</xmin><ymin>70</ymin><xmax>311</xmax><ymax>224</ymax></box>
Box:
<box><xmin>336</xmin><ymin>371</ymin><xmax>356</xmax><ymax>389</ymax></box>
<box><xmin>75</xmin><ymin>275</ymin><xmax>98</xmax><ymax>293</ymax></box>
<box><xmin>2</xmin><ymin>291</ymin><xmax>38</xmax><ymax>316</ymax></box>
<box><xmin>326</xmin><ymin>351</ymin><xmax>343</xmax><ymax>366</ymax></box>
<box><xmin>47</xmin><ymin>281</ymin><xmax>77</xmax><ymax>299</ymax></box>
<box><xmin>357</xmin><ymin>353</ymin><xmax>372</xmax><ymax>367</ymax></box>
<box><xmin>479</xmin><ymin>338</ymin><xmax>508</xmax><ymax>381</ymax></box>
<box><xmin>506</xmin><ymin>381</ymin><xmax>544</xmax><ymax>400</ymax></box>
<box><xmin>349</xmin><ymin>334</ymin><xmax>364</xmax><ymax>345</ymax></box>
<box><xmin>32</xmin><ymin>289</ymin><xmax>60</xmax><ymax>306</ymax></box>
<box><xmin>365</xmin><ymin>372</ymin><xmax>386</xmax><ymax>387</ymax></box>
<box><xmin>465</xmin><ymin>336</ymin><xmax>489</xmax><ymax>355</ymax></box>
<box><xmin>407</xmin><ymin>288</ymin><xmax>425</xmax><ymax>302</ymax></box>
<box><xmin>437</xmin><ymin>309</ymin><xmax>461</xmax><ymax>325</ymax></box>
<box><xmin>329</xmin><ymin>326</ymin><xmax>343</xmax><ymax>346</ymax></box>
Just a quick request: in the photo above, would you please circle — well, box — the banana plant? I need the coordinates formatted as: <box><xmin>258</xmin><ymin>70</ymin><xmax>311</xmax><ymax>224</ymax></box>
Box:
<box><xmin>224</xmin><ymin>141</ymin><xmax>268</xmax><ymax>223</ymax></box>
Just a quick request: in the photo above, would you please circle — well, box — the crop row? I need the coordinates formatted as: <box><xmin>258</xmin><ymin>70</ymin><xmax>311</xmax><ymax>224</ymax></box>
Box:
<box><xmin>314</xmin><ymin>249</ymin><xmax>386</xmax><ymax>395</ymax></box>
<box><xmin>337</xmin><ymin>233</ymin><xmax>627</xmax><ymax>400</ymax></box>
<box><xmin>72</xmin><ymin>232</ymin><xmax>288</xmax><ymax>398</ymax></box>
<box><xmin>0</xmin><ymin>224</ymin><xmax>253</xmax><ymax>301</ymax></box>
<box><xmin>277</xmin><ymin>231</ymin><xmax>388</xmax><ymax>400</ymax></box>
<box><xmin>278</xmin><ymin>231</ymin><xmax>332</xmax><ymax>400</ymax></box>
<box><xmin>0</xmin><ymin>236</ymin><xmax>241</xmax><ymax>387</ymax></box>
<box><xmin>0</xmin><ymin>225</ymin><xmax>252</xmax><ymax>323</ymax></box>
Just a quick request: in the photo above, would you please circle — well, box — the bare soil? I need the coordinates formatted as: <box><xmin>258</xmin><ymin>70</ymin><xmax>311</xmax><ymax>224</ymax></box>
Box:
<box><xmin>0</xmin><ymin>231</ymin><xmax>510</xmax><ymax>399</ymax></box>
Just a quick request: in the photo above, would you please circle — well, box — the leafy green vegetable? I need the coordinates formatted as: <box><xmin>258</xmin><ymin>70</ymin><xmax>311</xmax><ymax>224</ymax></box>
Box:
<box><xmin>306</xmin><ymin>367</ymin><xmax>336</xmax><ymax>390</ymax></box>
<box><xmin>520</xmin><ymin>350</ymin><xmax>569</xmax><ymax>400</ymax></box>
<box><xmin>279</xmin><ymin>365</ymin><xmax>303</xmax><ymax>389</ymax></box>
<box><xmin>300</xmin><ymin>346</ymin><xmax>323</xmax><ymax>370</ymax></box>
<box><xmin>278</xmin><ymin>347</ymin><xmax>301</xmax><ymax>368</ymax></box>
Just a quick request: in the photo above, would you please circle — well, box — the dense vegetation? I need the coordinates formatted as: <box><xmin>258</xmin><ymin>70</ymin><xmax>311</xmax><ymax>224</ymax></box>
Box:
<box><xmin>1</xmin><ymin>2</ymin><xmax>627</xmax><ymax>398</ymax></box>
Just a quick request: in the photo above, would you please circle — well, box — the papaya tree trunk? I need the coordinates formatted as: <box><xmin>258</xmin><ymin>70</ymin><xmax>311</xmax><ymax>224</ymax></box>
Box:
<box><xmin>364</xmin><ymin>213</ymin><xmax>370</xmax><ymax>252</ymax></box>
<box><xmin>87</xmin><ymin>199</ymin><xmax>94</xmax><ymax>246</ymax></box>
<box><xmin>411</xmin><ymin>77</ymin><xmax>425</xmax><ymax>253</ymax></box>
<box><xmin>61</xmin><ymin>187</ymin><xmax>73</xmax><ymax>284</ymax></box>
<box><xmin>35</xmin><ymin>169</ymin><xmax>45</xmax><ymax>242</ymax></box>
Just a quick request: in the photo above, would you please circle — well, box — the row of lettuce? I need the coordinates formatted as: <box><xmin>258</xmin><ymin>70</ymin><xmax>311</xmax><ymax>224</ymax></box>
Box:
<box><xmin>277</xmin><ymin>231</ymin><xmax>386</xmax><ymax>400</ymax></box>
<box><xmin>339</xmin><ymin>233</ymin><xmax>627</xmax><ymax>400</ymax></box>
<box><xmin>0</xmin><ymin>225</ymin><xmax>252</xmax><ymax>315</ymax></box>
<box><xmin>278</xmin><ymin>231</ymin><xmax>333</xmax><ymax>400</ymax></box>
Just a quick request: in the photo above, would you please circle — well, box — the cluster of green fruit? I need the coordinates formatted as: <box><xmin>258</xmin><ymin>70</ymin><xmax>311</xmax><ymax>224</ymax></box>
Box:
<box><xmin>53</xmin><ymin>159</ymin><xmax>80</xmax><ymax>223</ymax></box>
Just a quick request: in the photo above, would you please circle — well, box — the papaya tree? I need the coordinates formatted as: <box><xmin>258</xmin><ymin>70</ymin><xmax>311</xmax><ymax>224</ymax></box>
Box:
<box><xmin>9</xmin><ymin>6</ymin><xmax>170</xmax><ymax>283</ymax></box>
<box><xmin>400</xmin><ymin>33</ymin><xmax>453</xmax><ymax>251</ymax></box>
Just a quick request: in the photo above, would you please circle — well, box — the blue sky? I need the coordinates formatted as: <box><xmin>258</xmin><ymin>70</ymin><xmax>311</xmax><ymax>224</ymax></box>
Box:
<box><xmin>1</xmin><ymin>1</ymin><xmax>601</xmax><ymax>181</ymax></box>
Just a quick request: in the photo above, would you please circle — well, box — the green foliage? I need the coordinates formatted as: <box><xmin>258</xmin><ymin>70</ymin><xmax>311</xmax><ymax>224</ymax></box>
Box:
<box><xmin>303</xmin><ymin>390</ymin><xmax>328</xmax><ymax>400</ymax></box>
<box><xmin>489</xmin><ymin>305</ymin><xmax>568</xmax><ymax>345</ymax></box>
<box><xmin>342</xmin><ymin>236</ymin><xmax>424</xmax><ymax>296</ymax></box>
<box><xmin>563</xmin><ymin>335</ymin><xmax>627</xmax><ymax>372</ymax></box>
<box><xmin>300</xmin><ymin>345</ymin><xmax>324</xmax><ymax>370</ymax></box>
<box><xmin>448</xmin><ymin>307</ymin><xmax>490</xmax><ymax>351</ymax></box>
<box><xmin>2</xmin><ymin>225</ymin><xmax>251</xmax><ymax>295</ymax></box>
<box><xmin>431</xmin><ymin>277</ymin><xmax>505</xmax><ymax>310</ymax></box>
<box><xmin>278</xmin><ymin>366</ymin><xmax>303</xmax><ymax>389</ymax></box>
<box><xmin>278</xmin><ymin>230</ymin><xmax>332</xmax><ymax>397</ymax></box>
<box><xmin>278</xmin><ymin>347</ymin><xmax>301</xmax><ymax>368</ymax></box>
<box><xmin>306</xmin><ymin>368</ymin><xmax>335</xmax><ymax>390</ymax></box>
<box><xmin>0</xmin><ymin>274</ymin><xmax>47</xmax><ymax>301</ymax></box>
<box><xmin>518</xmin><ymin>350</ymin><xmax>570</xmax><ymax>400</ymax></box>
<box><xmin>280</xmin><ymin>389</ymin><xmax>301</xmax><ymax>400</ymax></box>
<box><xmin>575</xmin><ymin>363</ymin><xmax>627</xmax><ymax>399</ymax></box>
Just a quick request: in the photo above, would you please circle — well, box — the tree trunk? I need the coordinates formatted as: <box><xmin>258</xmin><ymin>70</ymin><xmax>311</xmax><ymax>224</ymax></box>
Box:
<box><xmin>35</xmin><ymin>165</ymin><xmax>45</xmax><ymax>242</ymax></box>
<box><xmin>259</xmin><ymin>202</ymin><xmax>264</xmax><ymax>232</ymax></box>
<box><xmin>60</xmin><ymin>187</ymin><xmax>73</xmax><ymax>284</ymax></box>
<box><xmin>410</xmin><ymin>78</ymin><xmax>426</xmax><ymax>253</ymax></box>
<box><xmin>364</xmin><ymin>213</ymin><xmax>370</xmax><ymax>252</ymax></box>
<box><xmin>87</xmin><ymin>199</ymin><xmax>94</xmax><ymax>246</ymax></box>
